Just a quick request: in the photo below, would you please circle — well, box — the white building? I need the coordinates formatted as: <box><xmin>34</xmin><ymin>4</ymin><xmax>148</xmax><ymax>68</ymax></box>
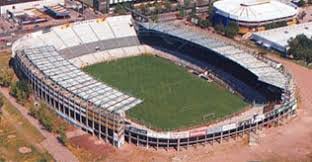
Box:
<box><xmin>213</xmin><ymin>0</ymin><xmax>298</xmax><ymax>33</ymax></box>
<box><xmin>251</xmin><ymin>22</ymin><xmax>312</xmax><ymax>54</ymax></box>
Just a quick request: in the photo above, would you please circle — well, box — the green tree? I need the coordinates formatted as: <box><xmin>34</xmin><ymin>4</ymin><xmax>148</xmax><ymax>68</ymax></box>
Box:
<box><xmin>58</xmin><ymin>125</ymin><xmax>68</xmax><ymax>146</ymax></box>
<box><xmin>163</xmin><ymin>0</ymin><xmax>171</xmax><ymax>11</ymax></box>
<box><xmin>37</xmin><ymin>158</ymin><xmax>48</xmax><ymax>162</ymax></box>
<box><xmin>0</xmin><ymin>68</ymin><xmax>14</xmax><ymax>87</ymax></box>
<box><xmin>184</xmin><ymin>0</ymin><xmax>190</xmax><ymax>8</ymax></box>
<box><xmin>199</xmin><ymin>19</ymin><xmax>211</xmax><ymax>28</ymax></box>
<box><xmin>177</xmin><ymin>3</ymin><xmax>185</xmax><ymax>18</ymax></box>
<box><xmin>114</xmin><ymin>4</ymin><xmax>127</xmax><ymax>15</ymax></box>
<box><xmin>10</xmin><ymin>80</ymin><xmax>30</xmax><ymax>103</ymax></box>
<box><xmin>288</xmin><ymin>34</ymin><xmax>312</xmax><ymax>65</ymax></box>
<box><xmin>224</xmin><ymin>21</ymin><xmax>239</xmax><ymax>38</ymax></box>
<box><xmin>189</xmin><ymin>5</ymin><xmax>196</xmax><ymax>17</ymax></box>
<box><xmin>298</xmin><ymin>0</ymin><xmax>305</xmax><ymax>7</ymax></box>
<box><xmin>265</xmin><ymin>21</ymin><xmax>287</xmax><ymax>29</ymax></box>
<box><xmin>139</xmin><ymin>3</ymin><xmax>147</xmax><ymax>15</ymax></box>
<box><xmin>151</xmin><ymin>13</ymin><xmax>159</xmax><ymax>22</ymax></box>
<box><xmin>0</xmin><ymin>95</ymin><xmax>4</xmax><ymax>122</ymax></box>
<box><xmin>0</xmin><ymin>95</ymin><xmax>4</xmax><ymax>109</ymax></box>
<box><xmin>214</xmin><ymin>23</ymin><xmax>225</xmax><ymax>33</ymax></box>
<box><xmin>154</xmin><ymin>1</ymin><xmax>162</xmax><ymax>13</ymax></box>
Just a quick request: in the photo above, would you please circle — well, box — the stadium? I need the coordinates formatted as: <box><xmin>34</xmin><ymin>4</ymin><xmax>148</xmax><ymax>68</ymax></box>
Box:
<box><xmin>213</xmin><ymin>0</ymin><xmax>298</xmax><ymax>33</ymax></box>
<box><xmin>12</xmin><ymin>15</ymin><xmax>297</xmax><ymax>150</ymax></box>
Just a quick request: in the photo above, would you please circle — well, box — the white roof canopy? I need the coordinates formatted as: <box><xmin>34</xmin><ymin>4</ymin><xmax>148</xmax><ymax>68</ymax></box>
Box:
<box><xmin>213</xmin><ymin>0</ymin><xmax>297</xmax><ymax>23</ymax></box>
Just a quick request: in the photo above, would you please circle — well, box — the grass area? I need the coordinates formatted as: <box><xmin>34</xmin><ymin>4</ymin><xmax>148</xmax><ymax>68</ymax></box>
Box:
<box><xmin>84</xmin><ymin>55</ymin><xmax>247</xmax><ymax>130</ymax></box>
<box><xmin>0</xmin><ymin>51</ymin><xmax>11</xmax><ymax>66</ymax></box>
<box><xmin>0</xmin><ymin>51</ymin><xmax>53</xmax><ymax>161</ymax></box>
<box><xmin>67</xmin><ymin>144</ymin><xmax>107</xmax><ymax>162</ymax></box>
<box><xmin>0</xmin><ymin>97</ymin><xmax>53</xmax><ymax>161</ymax></box>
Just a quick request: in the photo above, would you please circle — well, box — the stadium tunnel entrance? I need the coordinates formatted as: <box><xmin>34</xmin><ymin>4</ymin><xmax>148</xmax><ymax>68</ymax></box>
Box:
<box><xmin>136</xmin><ymin>28</ymin><xmax>283</xmax><ymax>104</ymax></box>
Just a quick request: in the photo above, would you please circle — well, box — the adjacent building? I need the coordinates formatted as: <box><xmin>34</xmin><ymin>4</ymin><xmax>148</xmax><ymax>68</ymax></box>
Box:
<box><xmin>251</xmin><ymin>22</ymin><xmax>312</xmax><ymax>54</ymax></box>
<box><xmin>0</xmin><ymin>0</ymin><xmax>65</xmax><ymax>16</ymax></box>
<box><xmin>213</xmin><ymin>0</ymin><xmax>298</xmax><ymax>33</ymax></box>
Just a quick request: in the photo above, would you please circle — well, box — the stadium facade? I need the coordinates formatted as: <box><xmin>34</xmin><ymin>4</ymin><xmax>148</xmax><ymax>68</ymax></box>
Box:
<box><xmin>12</xmin><ymin>15</ymin><xmax>297</xmax><ymax>150</ymax></box>
<box><xmin>213</xmin><ymin>0</ymin><xmax>298</xmax><ymax>33</ymax></box>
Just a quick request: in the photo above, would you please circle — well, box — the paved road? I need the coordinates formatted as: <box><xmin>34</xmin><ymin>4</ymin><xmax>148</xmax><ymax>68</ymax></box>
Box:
<box><xmin>0</xmin><ymin>88</ymin><xmax>79</xmax><ymax>162</ymax></box>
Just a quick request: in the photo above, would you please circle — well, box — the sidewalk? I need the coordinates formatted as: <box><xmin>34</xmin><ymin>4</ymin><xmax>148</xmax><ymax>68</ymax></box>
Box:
<box><xmin>0</xmin><ymin>88</ymin><xmax>79</xmax><ymax>162</ymax></box>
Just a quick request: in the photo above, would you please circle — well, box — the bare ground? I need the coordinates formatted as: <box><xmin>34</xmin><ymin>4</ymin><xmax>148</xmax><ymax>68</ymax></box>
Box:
<box><xmin>69</xmin><ymin>55</ymin><xmax>312</xmax><ymax>162</ymax></box>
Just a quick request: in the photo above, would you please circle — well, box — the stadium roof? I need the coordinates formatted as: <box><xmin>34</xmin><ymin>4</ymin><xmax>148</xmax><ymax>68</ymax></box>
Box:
<box><xmin>213</xmin><ymin>0</ymin><xmax>297</xmax><ymax>23</ymax></box>
<box><xmin>252</xmin><ymin>22</ymin><xmax>312</xmax><ymax>52</ymax></box>
<box><xmin>23</xmin><ymin>46</ymin><xmax>142</xmax><ymax>114</ymax></box>
<box><xmin>139</xmin><ymin>22</ymin><xmax>288</xmax><ymax>89</ymax></box>
<box><xmin>12</xmin><ymin>15</ymin><xmax>137</xmax><ymax>55</ymax></box>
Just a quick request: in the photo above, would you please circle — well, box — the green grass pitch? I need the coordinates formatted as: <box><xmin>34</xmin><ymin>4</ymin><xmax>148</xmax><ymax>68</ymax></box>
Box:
<box><xmin>83</xmin><ymin>55</ymin><xmax>247</xmax><ymax>130</ymax></box>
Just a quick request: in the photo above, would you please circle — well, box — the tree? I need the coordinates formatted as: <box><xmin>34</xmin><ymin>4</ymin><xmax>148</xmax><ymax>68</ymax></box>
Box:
<box><xmin>163</xmin><ymin>0</ymin><xmax>171</xmax><ymax>11</ymax></box>
<box><xmin>177</xmin><ymin>3</ymin><xmax>185</xmax><ymax>18</ymax></box>
<box><xmin>0</xmin><ymin>68</ymin><xmax>14</xmax><ymax>87</ymax></box>
<box><xmin>150</xmin><ymin>13</ymin><xmax>159</xmax><ymax>22</ymax></box>
<box><xmin>288</xmin><ymin>34</ymin><xmax>312</xmax><ymax>65</ymax></box>
<box><xmin>224</xmin><ymin>21</ymin><xmax>239</xmax><ymax>38</ymax></box>
<box><xmin>189</xmin><ymin>4</ymin><xmax>196</xmax><ymax>17</ymax></box>
<box><xmin>184</xmin><ymin>0</ymin><xmax>191</xmax><ymax>8</ymax></box>
<box><xmin>0</xmin><ymin>95</ymin><xmax>4</xmax><ymax>122</ymax></box>
<box><xmin>114</xmin><ymin>4</ymin><xmax>127</xmax><ymax>15</ymax></box>
<box><xmin>10</xmin><ymin>80</ymin><xmax>31</xmax><ymax>103</ymax></box>
<box><xmin>198</xmin><ymin>19</ymin><xmax>211</xmax><ymax>28</ymax></box>
<box><xmin>265</xmin><ymin>21</ymin><xmax>287</xmax><ymax>30</ymax></box>
<box><xmin>214</xmin><ymin>23</ymin><xmax>225</xmax><ymax>33</ymax></box>
<box><xmin>138</xmin><ymin>3</ymin><xmax>147</xmax><ymax>15</ymax></box>
<box><xmin>0</xmin><ymin>95</ymin><xmax>3</xmax><ymax>109</ymax></box>
<box><xmin>37</xmin><ymin>158</ymin><xmax>48</xmax><ymax>162</ymax></box>
<box><xmin>154</xmin><ymin>1</ymin><xmax>162</xmax><ymax>14</ymax></box>
<box><xmin>58</xmin><ymin>125</ymin><xmax>68</xmax><ymax>146</ymax></box>
<box><xmin>298</xmin><ymin>0</ymin><xmax>305</xmax><ymax>7</ymax></box>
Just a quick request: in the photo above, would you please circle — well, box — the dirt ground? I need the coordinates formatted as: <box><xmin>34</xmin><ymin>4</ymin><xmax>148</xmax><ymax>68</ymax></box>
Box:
<box><xmin>69</xmin><ymin>55</ymin><xmax>312</xmax><ymax>162</ymax></box>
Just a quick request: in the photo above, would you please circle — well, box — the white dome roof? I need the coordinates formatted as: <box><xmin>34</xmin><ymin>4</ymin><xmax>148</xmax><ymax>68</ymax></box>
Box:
<box><xmin>213</xmin><ymin>0</ymin><xmax>297</xmax><ymax>23</ymax></box>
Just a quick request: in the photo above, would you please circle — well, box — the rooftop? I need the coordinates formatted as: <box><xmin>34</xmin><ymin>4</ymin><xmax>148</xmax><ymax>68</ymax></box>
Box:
<box><xmin>213</xmin><ymin>0</ymin><xmax>297</xmax><ymax>22</ymax></box>
<box><xmin>139</xmin><ymin>22</ymin><xmax>288</xmax><ymax>89</ymax></box>
<box><xmin>22</xmin><ymin>46</ymin><xmax>142</xmax><ymax>115</ymax></box>
<box><xmin>252</xmin><ymin>22</ymin><xmax>312</xmax><ymax>49</ymax></box>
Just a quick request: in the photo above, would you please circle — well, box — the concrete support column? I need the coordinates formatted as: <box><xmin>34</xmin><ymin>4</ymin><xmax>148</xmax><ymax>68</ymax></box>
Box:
<box><xmin>129</xmin><ymin>132</ymin><xmax>132</xmax><ymax>144</ymax></box>
<box><xmin>212</xmin><ymin>133</ymin><xmax>215</xmax><ymax>145</ymax></box>
<box><xmin>99</xmin><ymin>122</ymin><xmax>102</xmax><ymax>139</ymax></box>
<box><xmin>220</xmin><ymin>131</ymin><xmax>223</xmax><ymax>144</ymax></box>
<box><xmin>156</xmin><ymin>138</ymin><xmax>159</xmax><ymax>150</ymax></box>
<box><xmin>146</xmin><ymin>136</ymin><xmax>149</xmax><ymax>149</ymax></box>
<box><xmin>177</xmin><ymin>138</ymin><xmax>180</xmax><ymax>151</ymax></box>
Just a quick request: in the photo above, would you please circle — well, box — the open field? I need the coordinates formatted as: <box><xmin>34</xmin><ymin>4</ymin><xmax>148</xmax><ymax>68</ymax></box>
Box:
<box><xmin>0</xmin><ymin>51</ymin><xmax>11</xmax><ymax>68</ymax></box>
<box><xmin>0</xmin><ymin>51</ymin><xmax>53</xmax><ymax>161</ymax></box>
<box><xmin>84</xmin><ymin>55</ymin><xmax>247</xmax><ymax>130</ymax></box>
<box><xmin>0</xmin><ymin>96</ymin><xmax>53</xmax><ymax>161</ymax></box>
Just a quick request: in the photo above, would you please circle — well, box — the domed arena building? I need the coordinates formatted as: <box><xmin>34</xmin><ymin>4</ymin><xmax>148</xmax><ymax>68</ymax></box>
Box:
<box><xmin>213</xmin><ymin>0</ymin><xmax>298</xmax><ymax>33</ymax></box>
